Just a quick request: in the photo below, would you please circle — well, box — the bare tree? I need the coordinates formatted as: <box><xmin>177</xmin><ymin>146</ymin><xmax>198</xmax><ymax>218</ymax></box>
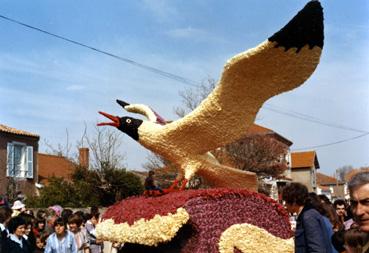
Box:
<box><xmin>78</xmin><ymin>123</ymin><xmax>126</xmax><ymax>170</ymax></box>
<box><xmin>174</xmin><ymin>77</ymin><xmax>216</xmax><ymax>117</ymax></box>
<box><xmin>223</xmin><ymin>135</ymin><xmax>288</xmax><ymax>178</ymax></box>
<box><xmin>335</xmin><ymin>165</ymin><xmax>354</xmax><ymax>182</ymax></box>
<box><xmin>43</xmin><ymin>128</ymin><xmax>72</xmax><ymax>157</ymax></box>
<box><xmin>42</xmin><ymin>123</ymin><xmax>125</xmax><ymax>170</ymax></box>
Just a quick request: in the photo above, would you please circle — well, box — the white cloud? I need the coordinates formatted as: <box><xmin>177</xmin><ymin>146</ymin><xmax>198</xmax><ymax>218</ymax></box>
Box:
<box><xmin>165</xmin><ymin>26</ymin><xmax>227</xmax><ymax>44</ymax></box>
<box><xmin>166</xmin><ymin>27</ymin><xmax>205</xmax><ymax>39</ymax></box>
<box><xmin>141</xmin><ymin>0</ymin><xmax>178</xmax><ymax>22</ymax></box>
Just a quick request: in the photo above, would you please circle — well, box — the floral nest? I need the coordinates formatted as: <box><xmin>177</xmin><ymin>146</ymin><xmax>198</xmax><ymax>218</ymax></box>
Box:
<box><xmin>96</xmin><ymin>188</ymin><xmax>294</xmax><ymax>253</ymax></box>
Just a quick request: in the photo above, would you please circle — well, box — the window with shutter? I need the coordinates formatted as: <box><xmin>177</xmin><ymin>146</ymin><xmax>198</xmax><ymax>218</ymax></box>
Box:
<box><xmin>6</xmin><ymin>142</ymin><xmax>32</xmax><ymax>179</ymax></box>
<box><xmin>7</xmin><ymin>143</ymin><xmax>14</xmax><ymax>177</ymax></box>
<box><xmin>26</xmin><ymin>146</ymin><xmax>34</xmax><ymax>178</ymax></box>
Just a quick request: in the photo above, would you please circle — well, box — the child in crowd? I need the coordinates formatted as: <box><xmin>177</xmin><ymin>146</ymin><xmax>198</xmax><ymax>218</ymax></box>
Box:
<box><xmin>68</xmin><ymin>213</ymin><xmax>90</xmax><ymax>253</ymax></box>
<box><xmin>344</xmin><ymin>228</ymin><xmax>369</xmax><ymax>253</ymax></box>
<box><xmin>44</xmin><ymin>218</ymin><xmax>77</xmax><ymax>253</ymax></box>
<box><xmin>85</xmin><ymin>210</ymin><xmax>103</xmax><ymax>253</ymax></box>
<box><xmin>34</xmin><ymin>235</ymin><xmax>46</xmax><ymax>253</ymax></box>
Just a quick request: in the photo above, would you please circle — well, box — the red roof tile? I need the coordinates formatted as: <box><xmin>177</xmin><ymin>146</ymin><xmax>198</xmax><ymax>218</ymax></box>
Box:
<box><xmin>345</xmin><ymin>167</ymin><xmax>369</xmax><ymax>182</ymax></box>
<box><xmin>0</xmin><ymin>124</ymin><xmax>39</xmax><ymax>138</ymax></box>
<box><xmin>317</xmin><ymin>172</ymin><xmax>338</xmax><ymax>185</ymax></box>
<box><xmin>246</xmin><ymin>124</ymin><xmax>274</xmax><ymax>135</ymax></box>
<box><xmin>243</xmin><ymin>124</ymin><xmax>293</xmax><ymax>146</ymax></box>
<box><xmin>291</xmin><ymin>151</ymin><xmax>320</xmax><ymax>169</ymax></box>
<box><xmin>38</xmin><ymin>153</ymin><xmax>75</xmax><ymax>184</ymax></box>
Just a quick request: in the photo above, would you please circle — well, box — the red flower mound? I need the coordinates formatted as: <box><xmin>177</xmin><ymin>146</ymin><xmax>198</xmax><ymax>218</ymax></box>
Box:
<box><xmin>103</xmin><ymin>188</ymin><xmax>292</xmax><ymax>253</ymax></box>
<box><xmin>181</xmin><ymin>191</ymin><xmax>292</xmax><ymax>253</ymax></box>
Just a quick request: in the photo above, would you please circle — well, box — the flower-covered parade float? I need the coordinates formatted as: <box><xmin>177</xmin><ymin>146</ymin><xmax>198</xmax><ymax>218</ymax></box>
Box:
<box><xmin>96</xmin><ymin>1</ymin><xmax>324</xmax><ymax>252</ymax></box>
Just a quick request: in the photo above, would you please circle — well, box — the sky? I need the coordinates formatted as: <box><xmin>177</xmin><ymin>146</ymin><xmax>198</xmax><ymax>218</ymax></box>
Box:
<box><xmin>0</xmin><ymin>0</ymin><xmax>368</xmax><ymax>176</ymax></box>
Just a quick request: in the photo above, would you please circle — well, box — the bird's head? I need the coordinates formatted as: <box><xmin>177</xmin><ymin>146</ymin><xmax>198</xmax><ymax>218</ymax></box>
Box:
<box><xmin>97</xmin><ymin>111</ymin><xmax>143</xmax><ymax>141</ymax></box>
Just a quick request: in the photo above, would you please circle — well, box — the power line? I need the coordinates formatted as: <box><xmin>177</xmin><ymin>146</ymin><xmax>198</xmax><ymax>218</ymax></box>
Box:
<box><xmin>292</xmin><ymin>132</ymin><xmax>369</xmax><ymax>151</ymax></box>
<box><xmin>2</xmin><ymin>13</ymin><xmax>368</xmax><ymax>146</ymax></box>
<box><xmin>0</xmin><ymin>14</ymin><xmax>200</xmax><ymax>87</ymax></box>
<box><xmin>262</xmin><ymin>104</ymin><xmax>368</xmax><ymax>134</ymax></box>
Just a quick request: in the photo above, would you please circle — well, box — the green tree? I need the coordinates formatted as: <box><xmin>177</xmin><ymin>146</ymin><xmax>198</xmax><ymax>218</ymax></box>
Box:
<box><xmin>27</xmin><ymin>164</ymin><xmax>144</xmax><ymax>208</ymax></box>
<box><xmin>26</xmin><ymin>177</ymin><xmax>76</xmax><ymax>207</ymax></box>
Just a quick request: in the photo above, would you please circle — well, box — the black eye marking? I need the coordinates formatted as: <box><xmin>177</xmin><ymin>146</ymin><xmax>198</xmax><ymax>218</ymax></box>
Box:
<box><xmin>126</xmin><ymin>119</ymin><xmax>132</xmax><ymax>124</ymax></box>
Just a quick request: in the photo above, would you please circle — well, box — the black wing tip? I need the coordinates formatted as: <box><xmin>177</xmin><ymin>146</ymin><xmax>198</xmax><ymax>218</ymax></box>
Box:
<box><xmin>116</xmin><ymin>99</ymin><xmax>130</xmax><ymax>108</ymax></box>
<box><xmin>268</xmin><ymin>0</ymin><xmax>324</xmax><ymax>52</ymax></box>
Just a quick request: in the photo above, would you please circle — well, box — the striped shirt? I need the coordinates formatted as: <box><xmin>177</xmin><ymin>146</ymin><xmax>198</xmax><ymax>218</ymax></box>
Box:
<box><xmin>45</xmin><ymin>231</ymin><xmax>77</xmax><ymax>253</ymax></box>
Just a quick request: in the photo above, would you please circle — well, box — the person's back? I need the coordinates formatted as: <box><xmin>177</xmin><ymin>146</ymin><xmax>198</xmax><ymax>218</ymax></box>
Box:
<box><xmin>282</xmin><ymin>183</ymin><xmax>332</xmax><ymax>253</ymax></box>
<box><xmin>296</xmin><ymin>205</ymin><xmax>332</xmax><ymax>253</ymax></box>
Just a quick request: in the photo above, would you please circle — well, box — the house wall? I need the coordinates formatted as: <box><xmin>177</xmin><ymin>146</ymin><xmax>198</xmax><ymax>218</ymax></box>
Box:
<box><xmin>37</xmin><ymin>153</ymin><xmax>75</xmax><ymax>184</ymax></box>
<box><xmin>0</xmin><ymin>132</ymin><xmax>39</xmax><ymax>196</ymax></box>
<box><xmin>291</xmin><ymin>168</ymin><xmax>315</xmax><ymax>192</ymax></box>
<box><xmin>332</xmin><ymin>185</ymin><xmax>345</xmax><ymax>199</ymax></box>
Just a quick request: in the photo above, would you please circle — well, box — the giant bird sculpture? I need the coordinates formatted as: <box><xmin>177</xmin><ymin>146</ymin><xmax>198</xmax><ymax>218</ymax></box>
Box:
<box><xmin>98</xmin><ymin>1</ymin><xmax>324</xmax><ymax>190</ymax></box>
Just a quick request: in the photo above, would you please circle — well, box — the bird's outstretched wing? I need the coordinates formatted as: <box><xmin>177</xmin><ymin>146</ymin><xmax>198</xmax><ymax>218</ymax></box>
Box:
<box><xmin>146</xmin><ymin>1</ymin><xmax>324</xmax><ymax>155</ymax></box>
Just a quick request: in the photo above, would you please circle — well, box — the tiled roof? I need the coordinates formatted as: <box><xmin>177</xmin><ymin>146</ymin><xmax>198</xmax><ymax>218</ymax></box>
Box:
<box><xmin>291</xmin><ymin>151</ymin><xmax>320</xmax><ymax>169</ymax></box>
<box><xmin>243</xmin><ymin>124</ymin><xmax>293</xmax><ymax>146</ymax></box>
<box><xmin>37</xmin><ymin>153</ymin><xmax>75</xmax><ymax>184</ymax></box>
<box><xmin>345</xmin><ymin>167</ymin><xmax>369</xmax><ymax>182</ymax></box>
<box><xmin>0</xmin><ymin>124</ymin><xmax>39</xmax><ymax>138</ymax></box>
<box><xmin>317</xmin><ymin>172</ymin><xmax>339</xmax><ymax>185</ymax></box>
<box><xmin>246</xmin><ymin>124</ymin><xmax>274</xmax><ymax>135</ymax></box>
<box><xmin>319</xmin><ymin>185</ymin><xmax>330</xmax><ymax>191</ymax></box>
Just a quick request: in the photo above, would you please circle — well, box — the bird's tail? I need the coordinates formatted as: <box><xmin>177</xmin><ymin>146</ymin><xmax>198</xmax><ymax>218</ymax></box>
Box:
<box><xmin>196</xmin><ymin>160</ymin><xmax>258</xmax><ymax>191</ymax></box>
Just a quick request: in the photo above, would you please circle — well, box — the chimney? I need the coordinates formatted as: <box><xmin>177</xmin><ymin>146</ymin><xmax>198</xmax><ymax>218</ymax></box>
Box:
<box><xmin>79</xmin><ymin>148</ymin><xmax>89</xmax><ymax>169</ymax></box>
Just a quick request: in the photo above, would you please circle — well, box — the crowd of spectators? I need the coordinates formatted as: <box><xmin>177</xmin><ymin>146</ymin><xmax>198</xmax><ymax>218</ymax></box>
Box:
<box><xmin>2</xmin><ymin>171</ymin><xmax>369</xmax><ymax>253</ymax></box>
<box><xmin>282</xmin><ymin>171</ymin><xmax>369</xmax><ymax>253</ymax></box>
<box><xmin>0</xmin><ymin>202</ymin><xmax>119</xmax><ymax>253</ymax></box>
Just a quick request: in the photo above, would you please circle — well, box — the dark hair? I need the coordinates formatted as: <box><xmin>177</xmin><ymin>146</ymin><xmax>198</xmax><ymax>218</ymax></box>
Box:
<box><xmin>333</xmin><ymin>199</ymin><xmax>347</xmax><ymax>208</ymax></box>
<box><xmin>306</xmin><ymin>193</ymin><xmax>343</xmax><ymax>230</ymax></box>
<box><xmin>36</xmin><ymin>209</ymin><xmax>47</xmax><ymax>220</ymax></box>
<box><xmin>282</xmin><ymin>182</ymin><xmax>308</xmax><ymax>206</ymax></box>
<box><xmin>344</xmin><ymin>228</ymin><xmax>369</xmax><ymax>252</ymax></box>
<box><xmin>18</xmin><ymin>213</ymin><xmax>35</xmax><ymax>226</ymax></box>
<box><xmin>90</xmin><ymin>211</ymin><xmax>100</xmax><ymax>220</ymax></box>
<box><xmin>0</xmin><ymin>206</ymin><xmax>12</xmax><ymax>223</ymax></box>
<box><xmin>36</xmin><ymin>218</ymin><xmax>46</xmax><ymax>226</ymax></box>
<box><xmin>68</xmin><ymin>213</ymin><xmax>83</xmax><ymax>227</ymax></box>
<box><xmin>348</xmin><ymin>172</ymin><xmax>369</xmax><ymax>193</ymax></box>
<box><xmin>74</xmin><ymin>211</ymin><xmax>88</xmax><ymax>223</ymax></box>
<box><xmin>36</xmin><ymin>234</ymin><xmax>47</xmax><ymax>244</ymax></box>
<box><xmin>307</xmin><ymin>192</ymin><xmax>326</xmax><ymax>215</ymax></box>
<box><xmin>318</xmin><ymin>194</ymin><xmax>332</xmax><ymax>205</ymax></box>
<box><xmin>61</xmin><ymin>208</ymin><xmax>73</xmax><ymax>224</ymax></box>
<box><xmin>54</xmin><ymin>217</ymin><xmax>66</xmax><ymax>227</ymax></box>
<box><xmin>90</xmin><ymin>206</ymin><xmax>99</xmax><ymax>214</ymax></box>
<box><xmin>7</xmin><ymin>216</ymin><xmax>26</xmax><ymax>234</ymax></box>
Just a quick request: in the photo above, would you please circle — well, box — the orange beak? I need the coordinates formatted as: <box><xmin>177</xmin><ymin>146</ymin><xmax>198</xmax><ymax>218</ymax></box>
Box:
<box><xmin>97</xmin><ymin>111</ymin><xmax>120</xmax><ymax>127</ymax></box>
